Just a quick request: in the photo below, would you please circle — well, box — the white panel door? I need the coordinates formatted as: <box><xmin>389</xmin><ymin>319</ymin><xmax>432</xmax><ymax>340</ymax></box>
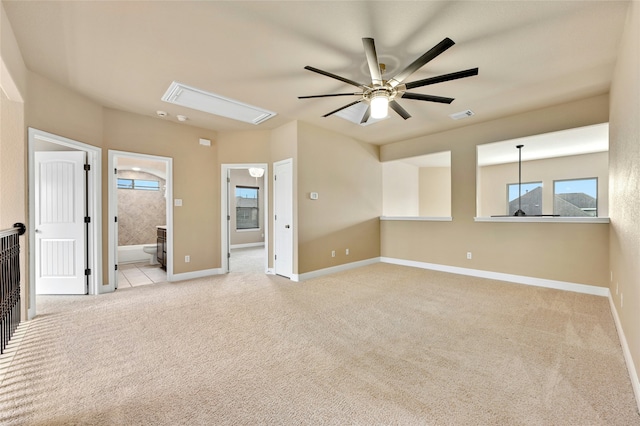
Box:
<box><xmin>274</xmin><ymin>159</ymin><xmax>293</xmax><ymax>278</ymax></box>
<box><xmin>35</xmin><ymin>151</ymin><xmax>86</xmax><ymax>294</ymax></box>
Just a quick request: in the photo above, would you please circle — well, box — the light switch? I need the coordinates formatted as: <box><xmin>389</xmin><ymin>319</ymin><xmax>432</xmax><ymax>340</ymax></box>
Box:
<box><xmin>310</xmin><ymin>192</ymin><xmax>319</xmax><ymax>200</ymax></box>
<box><xmin>174</xmin><ymin>199</ymin><xmax>183</xmax><ymax>206</ymax></box>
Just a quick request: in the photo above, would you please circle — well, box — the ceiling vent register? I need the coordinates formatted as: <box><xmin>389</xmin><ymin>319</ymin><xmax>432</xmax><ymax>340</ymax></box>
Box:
<box><xmin>162</xmin><ymin>81</ymin><xmax>276</xmax><ymax>125</ymax></box>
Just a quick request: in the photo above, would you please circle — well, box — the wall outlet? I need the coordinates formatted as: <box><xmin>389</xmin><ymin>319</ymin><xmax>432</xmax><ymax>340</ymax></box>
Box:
<box><xmin>185</xmin><ymin>255</ymin><xmax>190</xmax><ymax>263</ymax></box>
<box><xmin>331</xmin><ymin>250</ymin><xmax>336</xmax><ymax>258</ymax></box>
<box><xmin>466</xmin><ymin>252</ymin><xmax>472</xmax><ymax>260</ymax></box>
<box><xmin>346</xmin><ymin>248</ymin><xmax>349</xmax><ymax>255</ymax></box>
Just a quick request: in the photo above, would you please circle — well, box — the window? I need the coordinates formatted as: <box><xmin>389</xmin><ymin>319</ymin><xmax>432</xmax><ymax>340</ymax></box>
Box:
<box><xmin>507</xmin><ymin>182</ymin><xmax>542</xmax><ymax>215</ymax></box>
<box><xmin>236</xmin><ymin>186</ymin><xmax>259</xmax><ymax>229</ymax></box>
<box><xmin>117</xmin><ymin>178</ymin><xmax>160</xmax><ymax>191</ymax></box>
<box><xmin>554</xmin><ymin>178</ymin><xmax>597</xmax><ymax>217</ymax></box>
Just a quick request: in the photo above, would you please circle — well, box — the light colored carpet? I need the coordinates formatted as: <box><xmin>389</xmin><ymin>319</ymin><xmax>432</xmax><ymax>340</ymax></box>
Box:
<box><xmin>230</xmin><ymin>246</ymin><xmax>265</xmax><ymax>274</ymax></box>
<box><xmin>0</xmin><ymin>263</ymin><xmax>638</xmax><ymax>425</ymax></box>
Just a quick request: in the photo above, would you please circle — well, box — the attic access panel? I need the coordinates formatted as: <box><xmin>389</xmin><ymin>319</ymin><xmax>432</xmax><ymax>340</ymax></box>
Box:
<box><xmin>162</xmin><ymin>81</ymin><xmax>276</xmax><ymax>125</ymax></box>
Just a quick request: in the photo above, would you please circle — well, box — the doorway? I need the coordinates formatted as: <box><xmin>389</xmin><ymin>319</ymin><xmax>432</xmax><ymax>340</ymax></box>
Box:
<box><xmin>28</xmin><ymin>128</ymin><xmax>103</xmax><ymax>318</ymax></box>
<box><xmin>108</xmin><ymin>151</ymin><xmax>173</xmax><ymax>291</ymax></box>
<box><xmin>221</xmin><ymin>164</ymin><xmax>269</xmax><ymax>274</ymax></box>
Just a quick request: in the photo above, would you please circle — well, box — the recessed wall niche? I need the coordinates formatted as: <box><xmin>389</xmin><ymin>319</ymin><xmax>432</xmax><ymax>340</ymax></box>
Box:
<box><xmin>382</xmin><ymin>151</ymin><xmax>451</xmax><ymax>218</ymax></box>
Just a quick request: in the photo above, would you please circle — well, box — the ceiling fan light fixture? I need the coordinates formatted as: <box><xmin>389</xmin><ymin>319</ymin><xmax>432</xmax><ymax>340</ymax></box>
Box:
<box><xmin>370</xmin><ymin>91</ymin><xmax>389</xmax><ymax>119</ymax></box>
<box><xmin>248</xmin><ymin>167</ymin><xmax>264</xmax><ymax>178</ymax></box>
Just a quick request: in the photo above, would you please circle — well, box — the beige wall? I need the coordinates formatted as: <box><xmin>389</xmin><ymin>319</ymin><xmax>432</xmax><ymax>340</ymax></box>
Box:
<box><xmin>419</xmin><ymin>167</ymin><xmax>451</xmax><ymax>217</ymax></box>
<box><xmin>609</xmin><ymin>0</ymin><xmax>640</xmax><ymax>394</ymax></box>
<box><xmin>381</xmin><ymin>94</ymin><xmax>610</xmax><ymax>287</ymax></box>
<box><xmin>1</xmin><ymin>2</ymin><xmax>28</xmax><ymax>319</ymax></box>
<box><xmin>382</xmin><ymin>161</ymin><xmax>419</xmax><ymax>216</ymax></box>
<box><xmin>103</xmin><ymin>108</ymin><xmax>218</xmax><ymax>275</ymax></box>
<box><xmin>478</xmin><ymin>152</ymin><xmax>609</xmax><ymax>217</ymax></box>
<box><xmin>297</xmin><ymin>121</ymin><xmax>381</xmax><ymax>273</ymax></box>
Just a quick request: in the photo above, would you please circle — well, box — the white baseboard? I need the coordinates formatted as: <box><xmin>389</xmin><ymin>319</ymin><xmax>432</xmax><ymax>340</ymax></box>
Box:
<box><xmin>608</xmin><ymin>294</ymin><xmax>640</xmax><ymax>412</ymax></box>
<box><xmin>230</xmin><ymin>242</ymin><xmax>265</xmax><ymax>249</ymax></box>
<box><xmin>170</xmin><ymin>268</ymin><xmax>224</xmax><ymax>282</ymax></box>
<box><xmin>294</xmin><ymin>257</ymin><xmax>381</xmax><ymax>282</ymax></box>
<box><xmin>380</xmin><ymin>257</ymin><xmax>610</xmax><ymax>297</ymax></box>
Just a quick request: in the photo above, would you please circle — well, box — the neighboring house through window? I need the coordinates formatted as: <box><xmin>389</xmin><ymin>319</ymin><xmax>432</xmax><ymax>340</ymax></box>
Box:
<box><xmin>507</xmin><ymin>182</ymin><xmax>542</xmax><ymax>216</ymax></box>
<box><xmin>554</xmin><ymin>178</ymin><xmax>598</xmax><ymax>217</ymax></box>
<box><xmin>236</xmin><ymin>186</ymin><xmax>259</xmax><ymax>229</ymax></box>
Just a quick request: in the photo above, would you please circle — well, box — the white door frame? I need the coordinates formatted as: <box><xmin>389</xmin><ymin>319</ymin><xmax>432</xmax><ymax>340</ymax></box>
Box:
<box><xmin>221</xmin><ymin>163</ymin><xmax>270</xmax><ymax>274</ymax></box>
<box><xmin>108</xmin><ymin>150</ymin><xmax>173</xmax><ymax>291</ymax></box>
<box><xmin>273</xmin><ymin>158</ymin><xmax>294</xmax><ymax>279</ymax></box>
<box><xmin>28</xmin><ymin>128</ymin><xmax>103</xmax><ymax>319</ymax></box>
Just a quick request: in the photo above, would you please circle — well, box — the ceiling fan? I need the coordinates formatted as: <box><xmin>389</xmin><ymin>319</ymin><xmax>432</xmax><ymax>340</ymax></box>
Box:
<box><xmin>299</xmin><ymin>37</ymin><xmax>478</xmax><ymax>123</ymax></box>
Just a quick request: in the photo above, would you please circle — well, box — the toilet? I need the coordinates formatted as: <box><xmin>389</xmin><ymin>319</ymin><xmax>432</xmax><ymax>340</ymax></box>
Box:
<box><xmin>142</xmin><ymin>244</ymin><xmax>159</xmax><ymax>265</ymax></box>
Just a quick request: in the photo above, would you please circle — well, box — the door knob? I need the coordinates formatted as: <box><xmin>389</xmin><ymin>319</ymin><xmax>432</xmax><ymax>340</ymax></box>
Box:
<box><xmin>285</xmin><ymin>225</ymin><xmax>290</xmax><ymax>229</ymax></box>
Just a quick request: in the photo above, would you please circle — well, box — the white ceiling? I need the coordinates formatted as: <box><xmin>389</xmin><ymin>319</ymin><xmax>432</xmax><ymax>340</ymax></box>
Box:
<box><xmin>2</xmin><ymin>1</ymin><xmax>630</xmax><ymax>146</ymax></box>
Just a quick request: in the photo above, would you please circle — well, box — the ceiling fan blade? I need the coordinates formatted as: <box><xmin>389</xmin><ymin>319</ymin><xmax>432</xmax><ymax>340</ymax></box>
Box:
<box><xmin>304</xmin><ymin>66</ymin><xmax>364</xmax><ymax>88</ymax></box>
<box><xmin>322</xmin><ymin>99</ymin><xmax>364</xmax><ymax>117</ymax></box>
<box><xmin>389</xmin><ymin>100</ymin><xmax>411</xmax><ymax>120</ymax></box>
<box><xmin>388</xmin><ymin>37</ymin><xmax>455</xmax><ymax>88</ymax></box>
<box><xmin>360</xmin><ymin>105</ymin><xmax>371</xmax><ymax>124</ymax></box>
<box><xmin>362</xmin><ymin>38</ymin><xmax>383</xmax><ymax>86</ymax></box>
<box><xmin>298</xmin><ymin>92</ymin><xmax>363</xmax><ymax>99</ymax></box>
<box><xmin>404</xmin><ymin>67</ymin><xmax>479</xmax><ymax>90</ymax></box>
<box><xmin>401</xmin><ymin>92</ymin><xmax>454</xmax><ymax>104</ymax></box>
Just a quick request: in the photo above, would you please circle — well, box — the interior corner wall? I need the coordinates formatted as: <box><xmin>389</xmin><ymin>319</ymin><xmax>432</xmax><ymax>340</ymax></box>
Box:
<box><xmin>419</xmin><ymin>167</ymin><xmax>451</xmax><ymax>217</ymax></box>
<box><xmin>380</xmin><ymin>94</ymin><xmax>610</xmax><ymax>287</ymax></box>
<box><xmin>382</xmin><ymin>161</ymin><xmax>419</xmax><ymax>216</ymax></box>
<box><xmin>297</xmin><ymin>121</ymin><xmax>381</xmax><ymax>274</ymax></box>
<box><xmin>609</xmin><ymin>0</ymin><xmax>640</xmax><ymax>395</ymax></box>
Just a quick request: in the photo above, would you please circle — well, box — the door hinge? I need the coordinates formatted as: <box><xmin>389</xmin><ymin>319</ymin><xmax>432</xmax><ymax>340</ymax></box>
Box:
<box><xmin>115</xmin><ymin>216</ymin><xmax>118</xmax><ymax>222</ymax></box>
<box><xmin>84</xmin><ymin>268</ymin><xmax>91</xmax><ymax>276</ymax></box>
<box><xmin>227</xmin><ymin>215</ymin><xmax>230</xmax><ymax>221</ymax></box>
<box><xmin>84</xmin><ymin>216</ymin><xmax>91</xmax><ymax>223</ymax></box>
<box><xmin>227</xmin><ymin>177</ymin><xmax>230</xmax><ymax>183</ymax></box>
<box><xmin>227</xmin><ymin>252</ymin><xmax>231</xmax><ymax>259</ymax></box>
<box><xmin>275</xmin><ymin>254</ymin><xmax>277</xmax><ymax>260</ymax></box>
<box><xmin>274</xmin><ymin>214</ymin><xmax>277</xmax><ymax>220</ymax></box>
<box><xmin>274</xmin><ymin>175</ymin><xmax>277</xmax><ymax>181</ymax></box>
<box><xmin>114</xmin><ymin>168</ymin><xmax>117</xmax><ymax>174</ymax></box>
<box><xmin>84</xmin><ymin>164</ymin><xmax>90</xmax><ymax>171</ymax></box>
<box><xmin>115</xmin><ymin>264</ymin><xmax>118</xmax><ymax>271</ymax></box>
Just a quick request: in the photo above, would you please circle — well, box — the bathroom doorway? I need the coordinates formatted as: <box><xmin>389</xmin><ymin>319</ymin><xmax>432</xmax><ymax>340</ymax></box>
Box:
<box><xmin>108</xmin><ymin>151</ymin><xmax>173</xmax><ymax>291</ymax></box>
<box><xmin>221</xmin><ymin>164</ymin><xmax>269</xmax><ymax>274</ymax></box>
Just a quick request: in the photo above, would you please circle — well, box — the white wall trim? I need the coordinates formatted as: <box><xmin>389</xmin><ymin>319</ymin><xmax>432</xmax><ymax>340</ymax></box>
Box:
<box><xmin>230</xmin><ymin>242</ymin><xmax>265</xmax><ymax>249</ymax></box>
<box><xmin>28</xmin><ymin>128</ymin><xmax>103</xmax><ymax>318</ymax></box>
<box><xmin>221</xmin><ymin>163</ymin><xmax>269</xmax><ymax>274</ymax></box>
<box><xmin>474</xmin><ymin>216</ymin><xmax>610</xmax><ymax>224</ymax></box>
<box><xmin>380</xmin><ymin>257</ymin><xmax>610</xmax><ymax>297</ymax></box>
<box><xmin>171</xmin><ymin>268</ymin><xmax>225</xmax><ymax>282</ymax></box>
<box><xmin>108</xmin><ymin>150</ymin><xmax>173</xmax><ymax>292</ymax></box>
<box><xmin>608</xmin><ymin>294</ymin><xmax>640</xmax><ymax>412</ymax></box>
<box><xmin>294</xmin><ymin>257</ymin><xmax>381</xmax><ymax>282</ymax></box>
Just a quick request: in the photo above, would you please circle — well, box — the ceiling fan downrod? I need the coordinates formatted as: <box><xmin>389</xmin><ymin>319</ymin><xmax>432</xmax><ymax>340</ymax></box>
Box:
<box><xmin>514</xmin><ymin>144</ymin><xmax>526</xmax><ymax>216</ymax></box>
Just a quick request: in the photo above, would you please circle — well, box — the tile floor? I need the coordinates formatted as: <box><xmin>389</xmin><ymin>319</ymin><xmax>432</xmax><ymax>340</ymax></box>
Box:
<box><xmin>118</xmin><ymin>262</ymin><xmax>167</xmax><ymax>288</ymax></box>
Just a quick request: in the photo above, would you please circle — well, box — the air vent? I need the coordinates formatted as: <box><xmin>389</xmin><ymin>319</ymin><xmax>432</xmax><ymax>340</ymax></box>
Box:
<box><xmin>162</xmin><ymin>81</ymin><xmax>276</xmax><ymax>125</ymax></box>
<box><xmin>449</xmin><ymin>109</ymin><xmax>475</xmax><ymax>120</ymax></box>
